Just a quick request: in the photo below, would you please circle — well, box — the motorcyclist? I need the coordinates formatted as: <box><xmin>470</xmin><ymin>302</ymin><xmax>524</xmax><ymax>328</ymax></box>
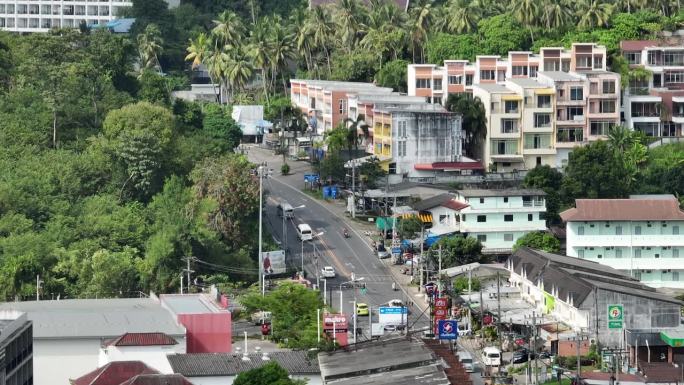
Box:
<box><xmin>343</xmin><ymin>228</ymin><xmax>350</xmax><ymax>238</ymax></box>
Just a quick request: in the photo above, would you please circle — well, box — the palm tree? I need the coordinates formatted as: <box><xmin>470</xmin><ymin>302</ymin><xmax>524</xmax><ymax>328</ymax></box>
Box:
<box><xmin>268</xmin><ymin>19</ymin><xmax>296</xmax><ymax>93</ymax></box>
<box><xmin>308</xmin><ymin>6</ymin><xmax>336</xmax><ymax>75</ymax></box>
<box><xmin>212</xmin><ymin>11</ymin><xmax>244</xmax><ymax>50</ymax></box>
<box><xmin>345</xmin><ymin>115</ymin><xmax>369</xmax><ymax>157</ymax></box>
<box><xmin>607</xmin><ymin>126</ymin><xmax>634</xmax><ymax>154</ymax></box>
<box><xmin>137</xmin><ymin>24</ymin><xmax>164</xmax><ymax>74</ymax></box>
<box><xmin>335</xmin><ymin>0</ymin><xmax>367</xmax><ymax>53</ymax></box>
<box><xmin>409</xmin><ymin>0</ymin><xmax>434</xmax><ymax>63</ymax></box>
<box><xmin>541</xmin><ymin>0</ymin><xmax>571</xmax><ymax>31</ymax></box>
<box><xmin>576</xmin><ymin>0</ymin><xmax>614</xmax><ymax>31</ymax></box>
<box><xmin>220</xmin><ymin>45</ymin><xmax>254</xmax><ymax>101</ymax></box>
<box><xmin>444</xmin><ymin>0</ymin><xmax>481</xmax><ymax>34</ymax></box>
<box><xmin>509</xmin><ymin>0</ymin><xmax>541</xmax><ymax>45</ymax></box>
<box><xmin>186</xmin><ymin>33</ymin><xmax>220</xmax><ymax>102</ymax></box>
<box><xmin>248</xmin><ymin>20</ymin><xmax>272</xmax><ymax>101</ymax></box>
<box><xmin>290</xmin><ymin>9</ymin><xmax>315</xmax><ymax>74</ymax></box>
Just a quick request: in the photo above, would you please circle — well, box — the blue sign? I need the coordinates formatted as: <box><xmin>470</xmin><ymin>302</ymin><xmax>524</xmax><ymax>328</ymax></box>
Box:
<box><xmin>391</xmin><ymin>247</ymin><xmax>402</xmax><ymax>254</ymax></box>
<box><xmin>438</xmin><ymin>319</ymin><xmax>458</xmax><ymax>340</ymax></box>
<box><xmin>379</xmin><ymin>306</ymin><xmax>408</xmax><ymax>315</ymax></box>
<box><xmin>304</xmin><ymin>174</ymin><xmax>320</xmax><ymax>183</ymax></box>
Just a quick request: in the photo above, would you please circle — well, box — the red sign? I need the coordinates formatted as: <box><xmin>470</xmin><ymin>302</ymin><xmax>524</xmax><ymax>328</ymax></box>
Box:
<box><xmin>483</xmin><ymin>315</ymin><xmax>493</xmax><ymax>325</ymax></box>
<box><xmin>434</xmin><ymin>308</ymin><xmax>448</xmax><ymax>318</ymax></box>
<box><xmin>516</xmin><ymin>338</ymin><xmax>525</xmax><ymax>346</ymax></box>
<box><xmin>323</xmin><ymin>313</ymin><xmax>348</xmax><ymax>330</ymax></box>
<box><xmin>434</xmin><ymin>297</ymin><xmax>448</xmax><ymax>308</ymax></box>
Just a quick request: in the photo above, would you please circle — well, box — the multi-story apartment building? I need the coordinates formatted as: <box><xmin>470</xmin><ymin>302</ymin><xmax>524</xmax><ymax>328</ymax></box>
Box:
<box><xmin>0</xmin><ymin>0</ymin><xmax>133</xmax><ymax>32</ymax></box>
<box><xmin>561</xmin><ymin>194</ymin><xmax>684</xmax><ymax>289</ymax></box>
<box><xmin>409</xmin><ymin>43</ymin><xmax>620</xmax><ymax>169</ymax></box>
<box><xmin>454</xmin><ymin>189</ymin><xmax>547</xmax><ymax>254</ymax></box>
<box><xmin>0</xmin><ymin>311</ymin><xmax>33</xmax><ymax>385</ymax></box>
<box><xmin>621</xmin><ymin>40</ymin><xmax>684</xmax><ymax>138</ymax></box>
<box><xmin>290</xmin><ymin>79</ymin><xmax>393</xmax><ymax>134</ymax></box>
<box><xmin>370</xmin><ymin>104</ymin><xmax>465</xmax><ymax>179</ymax></box>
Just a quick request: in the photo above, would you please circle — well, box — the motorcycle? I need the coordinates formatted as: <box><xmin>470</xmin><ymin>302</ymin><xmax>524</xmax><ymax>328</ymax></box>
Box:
<box><xmin>343</xmin><ymin>229</ymin><xmax>350</xmax><ymax>238</ymax></box>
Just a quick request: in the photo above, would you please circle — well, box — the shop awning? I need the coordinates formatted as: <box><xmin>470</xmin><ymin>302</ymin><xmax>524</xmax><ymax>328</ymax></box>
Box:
<box><xmin>376</xmin><ymin>217</ymin><xmax>395</xmax><ymax>231</ymax></box>
<box><xmin>661</xmin><ymin>330</ymin><xmax>684</xmax><ymax>347</ymax></box>
<box><xmin>399</xmin><ymin>213</ymin><xmax>432</xmax><ymax>223</ymax></box>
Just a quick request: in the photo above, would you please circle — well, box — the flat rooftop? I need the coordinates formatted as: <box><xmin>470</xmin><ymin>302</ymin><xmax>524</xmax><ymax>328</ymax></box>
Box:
<box><xmin>538</xmin><ymin>71</ymin><xmax>582</xmax><ymax>81</ymax></box>
<box><xmin>508</xmin><ymin>78</ymin><xmax>550</xmax><ymax>88</ymax></box>
<box><xmin>457</xmin><ymin>188</ymin><xmax>546</xmax><ymax>197</ymax></box>
<box><xmin>474</xmin><ymin>83</ymin><xmax>514</xmax><ymax>93</ymax></box>
<box><xmin>0</xmin><ymin>298</ymin><xmax>185</xmax><ymax>339</ymax></box>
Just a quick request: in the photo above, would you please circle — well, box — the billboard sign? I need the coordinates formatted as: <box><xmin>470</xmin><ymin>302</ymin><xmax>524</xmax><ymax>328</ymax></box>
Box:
<box><xmin>379</xmin><ymin>306</ymin><xmax>408</xmax><ymax>325</ymax></box>
<box><xmin>438</xmin><ymin>320</ymin><xmax>458</xmax><ymax>340</ymax></box>
<box><xmin>262</xmin><ymin>250</ymin><xmax>286</xmax><ymax>275</ymax></box>
<box><xmin>607</xmin><ymin>304</ymin><xmax>624</xmax><ymax>329</ymax></box>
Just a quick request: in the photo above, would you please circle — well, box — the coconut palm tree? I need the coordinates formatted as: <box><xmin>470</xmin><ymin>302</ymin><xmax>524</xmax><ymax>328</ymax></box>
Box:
<box><xmin>221</xmin><ymin>45</ymin><xmax>254</xmax><ymax>101</ymax></box>
<box><xmin>345</xmin><ymin>115</ymin><xmax>369</xmax><ymax>156</ymax></box>
<box><xmin>185</xmin><ymin>33</ymin><xmax>220</xmax><ymax>102</ymax></box>
<box><xmin>308</xmin><ymin>6</ymin><xmax>336</xmax><ymax>75</ymax></box>
<box><xmin>509</xmin><ymin>0</ymin><xmax>541</xmax><ymax>45</ymax></box>
<box><xmin>212</xmin><ymin>11</ymin><xmax>244</xmax><ymax>50</ymax></box>
<box><xmin>541</xmin><ymin>0</ymin><xmax>571</xmax><ymax>31</ymax></box>
<box><xmin>607</xmin><ymin>126</ymin><xmax>635</xmax><ymax>154</ymax></box>
<box><xmin>335</xmin><ymin>0</ymin><xmax>367</xmax><ymax>53</ymax></box>
<box><xmin>248</xmin><ymin>20</ymin><xmax>272</xmax><ymax>101</ymax></box>
<box><xmin>137</xmin><ymin>24</ymin><xmax>164</xmax><ymax>74</ymax></box>
<box><xmin>409</xmin><ymin>0</ymin><xmax>435</xmax><ymax>63</ymax></box>
<box><xmin>576</xmin><ymin>0</ymin><xmax>614</xmax><ymax>31</ymax></box>
<box><xmin>444</xmin><ymin>0</ymin><xmax>481</xmax><ymax>34</ymax></box>
<box><xmin>268</xmin><ymin>19</ymin><xmax>297</xmax><ymax>93</ymax></box>
<box><xmin>290</xmin><ymin>9</ymin><xmax>315</xmax><ymax>74</ymax></box>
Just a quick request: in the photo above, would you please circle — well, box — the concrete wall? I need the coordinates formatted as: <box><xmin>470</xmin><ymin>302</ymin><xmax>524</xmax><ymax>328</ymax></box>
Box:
<box><xmin>98</xmin><ymin>344</ymin><xmax>185</xmax><ymax>374</ymax></box>
<box><xmin>34</xmin><ymin>338</ymin><xmax>99</xmax><ymax>385</ymax></box>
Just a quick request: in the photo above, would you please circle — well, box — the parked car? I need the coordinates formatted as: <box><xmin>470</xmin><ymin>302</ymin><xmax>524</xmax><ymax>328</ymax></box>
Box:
<box><xmin>383</xmin><ymin>324</ymin><xmax>406</xmax><ymax>332</ymax></box>
<box><xmin>512</xmin><ymin>349</ymin><xmax>535</xmax><ymax>364</ymax></box>
<box><xmin>538</xmin><ymin>351</ymin><xmax>552</xmax><ymax>360</ymax></box>
<box><xmin>321</xmin><ymin>266</ymin><xmax>336</xmax><ymax>278</ymax></box>
<box><xmin>377</xmin><ymin>245</ymin><xmax>390</xmax><ymax>259</ymax></box>
<box><xmin>356</xmin><ymin>302</ymin><xmax>369</xmax><ymax>316</ymax></box>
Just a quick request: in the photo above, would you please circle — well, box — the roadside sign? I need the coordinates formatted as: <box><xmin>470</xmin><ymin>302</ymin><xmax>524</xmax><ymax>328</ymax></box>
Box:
<box><xmin>304</xmin><ymin>174</ymin><xmax>320</xmax><ymax>183</ymax></box>
<box><xmin>607</xmin><ymin>304</ymin><xmax>624</xmax><ymax>329</ymax></box>
<box><xmin>391</xmin><ymin>247</ymin><xmax>402</xmax><ymax>254</ymax></box>
<box><xmin>438</xmin><ymin>320</ymin><xmax>458</xmax><ymax>340</ymax></box>
<box><xmin>434</xmin><ymin>297</ymin><xmax>448</xmax><ymax>308</ymax></box>
<box><xmin>379</xmin><ymin>307</ymin><xmax>408</xmax><ymax>314</ymax></box>
<box><xmin>262</xmin><ymin>250</ymin><xmax>286</xmax><ymax>274</ymax></box>
<box><xmin>379</xmin><ymin>306</ymin><xmax>407</xmax><ymax>326</ymax></box>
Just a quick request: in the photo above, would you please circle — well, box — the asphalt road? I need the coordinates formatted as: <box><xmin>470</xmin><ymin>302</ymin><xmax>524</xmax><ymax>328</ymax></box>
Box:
<box><xmin>247</xmin><ymin>146</ymin><xmax>430</xmax><ymax>339</ymax></box>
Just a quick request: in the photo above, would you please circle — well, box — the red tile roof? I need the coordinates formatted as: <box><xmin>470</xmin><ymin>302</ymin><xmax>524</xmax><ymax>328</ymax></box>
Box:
<box><xmin>70</xmin><ymin>361</ymin><xmax>159</xmax><ymax>385</ymax></box>
<box><xmin>560</xmin><ymin>196</ymin><xmax>684</xmax><ymax>222</ymax></box>
<box><xmin>104</xmin><ymin>333</ymin><xmax>178</xmax><ymax>347</ymax></box>
<box><xmin>119</xmin><ymin>374</ymin><xmax>194</xmax><ymax>385</ymax></box>
<box><xmin>414</xmin><ymin>162</ymin><xmax>484</xmax><ymax>171</ymax></box>
<box><xmin>442</xmin><ymin>200</ymin><xmax>469</xmax><ymax>211</ymax></box>
<box><xmin>620</xmin><ymin>40</ymin><xmax>659</xmax><ymax>51</ymax></box>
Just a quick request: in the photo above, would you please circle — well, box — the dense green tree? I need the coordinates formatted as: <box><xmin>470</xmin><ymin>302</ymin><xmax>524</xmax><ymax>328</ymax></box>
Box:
<box><xmin>331</xmin><ymin>50</ymin><xmax>378</xmax><ymax>83</ymax></box>
<box><xmin>426</xmin><ymin>33</ymin><xmax>479</xmax><ymax>63</ymax></box>
<box><xmin>137</xmin><ymin>70</ymin><xmax>170</xmax><ymax>105</ymax></box>
<box><xmin>430</xmin><ymin>236</ymin><xmax>484</xmax><ymax>268</ymax></box>
<box><xmin>397</xmin><ymin>216</ymin><xmax>423</xmax><ymax>239</ymax></box>
<box><xmin>202</xmin><ymin>104</ymin><xmax>243</xmax><ymax>154</ymax></box>
<box><xmin>478</xmin><ymin>14</ymin><xmax>530</xmax><ymax>56</ymax></box>
<box><xmin>513</xmin><ymin>231</ymin><xmax>561</xmax><ymax>253</ymax></box>
<box><xmin>445</xmin><ymin>93</ymin><xmax>486</xmax><ymax>160</ymax></box>
<box><xmin>523</xmin><ymin>165</ymin><xmax>563</xmax><ymax>222</ymax></box>
<box><xmin>453</xmin><ymin>275</ymin><xmax>481</xmax><ymax>295</ymax></box>
<box><xmin>358</xmin><ymin>157</ymin><xmax>387</xmax><ymax>189</ymax></box>
<box><xmin>375</xmin><ymin>59</ymin><xmax>409</xmax><ymax>92</ymax></box>
<box><xmin>234</xmin><ymin>361</ymin><xmax>306</xmax><ymax>385</ymax></box>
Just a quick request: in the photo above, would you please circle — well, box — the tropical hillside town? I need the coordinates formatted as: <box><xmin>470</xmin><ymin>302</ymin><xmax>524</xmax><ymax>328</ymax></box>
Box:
<box><xmin>0</xmin><ymin>0</ymin><xmax>683</xmax><ymax>384</ymax></box>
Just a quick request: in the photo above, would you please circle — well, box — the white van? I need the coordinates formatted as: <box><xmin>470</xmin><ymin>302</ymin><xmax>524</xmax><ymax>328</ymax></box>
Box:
<box><xmin>458</xmin><ymin>350</ymin><xmax>475</xmax><ymax>373</ymax></box>
<box><xmin>481</xmin><ymin>346</ymin><xmax>501</xmax><ymax>367</ymax></box>
<box><xmin>297</xmin><ymin>223</ymin><xmax>313</xmax><ymax>241</ymax></box>
<box><xmin>277</xmin><ymin>202</ymin><xmax>295</xmax><ymax>218</ymax></box>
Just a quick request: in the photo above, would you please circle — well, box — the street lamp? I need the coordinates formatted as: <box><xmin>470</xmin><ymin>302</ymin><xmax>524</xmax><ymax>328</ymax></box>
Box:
<box><xmin>283</xmin><ymin>205</ymin><xmax>305</xmax><ymax>251</ymax></box>
<box><xmin>258</xmin><ymin>165</ymin><xmax>265</xmax><ymax>297</ymax></box>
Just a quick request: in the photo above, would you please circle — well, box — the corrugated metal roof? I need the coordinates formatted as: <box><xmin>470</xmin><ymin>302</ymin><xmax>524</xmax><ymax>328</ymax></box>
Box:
<box><xmin>0</xmin><ymin>298</ymin><xmax>185</xmax><ymax>339</ymax></box>
<box><xmin>167</xmin><ymin>351</ymin><xmax>320</xmax><ymax>376</ymax></box>
<box><xmin>457</xmin><ymin>189</ymin><xmax>546</xmax><ymax>198</ymax></box>
<box><xmin>104</xmin><ymin>332</ymin><xmax>178</xmax><ymax>347</ymax></box>
<box><xmin>560</xmin><ymin>196</ymin><xmax>684</xmax><ymax>221</ymax></box>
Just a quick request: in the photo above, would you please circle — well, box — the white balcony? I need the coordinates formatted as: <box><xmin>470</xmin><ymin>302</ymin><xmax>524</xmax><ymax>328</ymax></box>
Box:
<box><xmin>571</xmin><ymin>235</ymin><xmax>684</xmax><ymax>247</ymax></box>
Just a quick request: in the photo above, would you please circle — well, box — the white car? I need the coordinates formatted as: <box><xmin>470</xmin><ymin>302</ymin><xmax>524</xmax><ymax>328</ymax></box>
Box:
<box><xmin>377</xmin><ymin>245</ymin><xmax>390</xmax><ymax>259</ymax></box>
<box><xmin>321</xmin><ymin>266</ymin><xmax>336</xmax><ymax>278</ymax></box>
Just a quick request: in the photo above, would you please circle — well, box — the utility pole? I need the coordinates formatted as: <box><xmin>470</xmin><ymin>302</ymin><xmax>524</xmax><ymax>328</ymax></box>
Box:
<box><xmin>577</xmin><ymin>332</ymin><xmax>582</xmax><ymax>383</ymax></box>
<box><xmin>258</xmin><ymin>164</ymin><xmax>264</xmax><ymax>296</ymax></box>
<box><xmin>351</xmin><ymin>159</ymin><xmax>356</xmax><ymax>219</ymax></box>
<box><xmin>353</xmin><ymin>299</ymin><xmax>357</xmax><ymax>344</ymax></box>
<box><xmin>497</xmin><ymin>272</ymin><xmax>502</xmax><ymax>352</ymax></box>
<box><xmin>36</xmin><ymin>275</ymin><xmax>42</xmax><ymax>301</ymax></box>
<box><xmin>534</xmin><ymin>311</ymin><xmax>539</xmax><ymax>385</ymax></box>
<box><xmin>183</xmin><ymin>256</ymin><xmax>194</xmax><ymax>294</ymax></box>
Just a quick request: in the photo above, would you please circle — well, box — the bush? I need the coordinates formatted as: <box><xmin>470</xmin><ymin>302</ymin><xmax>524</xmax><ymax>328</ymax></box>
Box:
<box><xmin>281</xmin><ymin>163</ymin><xmax>290</xmax><ymax>175</ymax></box>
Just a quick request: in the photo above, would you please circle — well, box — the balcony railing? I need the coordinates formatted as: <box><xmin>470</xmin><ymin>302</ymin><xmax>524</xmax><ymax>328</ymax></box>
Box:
<box><xmin>628</xmin><ymin>87</ymin><xmax>649</xmax><ymax>95</ymax></box>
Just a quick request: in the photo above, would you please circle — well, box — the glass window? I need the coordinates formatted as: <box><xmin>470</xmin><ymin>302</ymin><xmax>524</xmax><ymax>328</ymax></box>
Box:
<box><xmin>448</xmin><ymin>75</ymin><xmax>462</xmax><ymax>85</ymax></box>
<box><xmin>504</xmin><ymin>215</ymin><xmax>513</xmax><ymax>222</ymax></box>
<box><xmin>477</xmin><ymin>234</ymin><xmax>487</xmax><ymax>242</ymax></box>
<box><xmin>416</xmin><ymin>78</ymin><xmax>431</xmax><ymax>88</ymax></box>
<box><xmin>616</xmin><ymin>248</ymin><xmax>622</xmax><ymax>258</ymax></box>
<box><xmin>635</xmin><ymin>248</ymin><xmax>642</xmax><ymax>258</ymax></box>
<box><xmin>665</xmin><ymin>72</ymin><xmax>684</xmax><ymax>84</ymax></box>
<box><xmin>635</xmin><ymin>226</ymin><xmax>642</xmax><ymax>235</ymax></box>
<box><xmin>570</xmin><ymin>87</ymin><xmax>583</xmax><ymax>101</ymax></box>
<box><xmin>674</xmin><ymin>226</ymin><xmax>680</xmax><ymax>235</ymax></box>
<box><xmin>504</xmin><ymin>234</ymin><xmax>514</xmax><ymax>242</ymax></box>
<box><xmin>577</xmin><ymin>226</ymin><xmax>584</xmax><ymax>235</ymax></box>
<box><xmin>674</xmin><ymin>272</ymin><xmax>680</xmax><ymax>281</ymax></box>
<box><xmin>477</xmin><ymin>215</ymin><xmax>487</xmax><ymax>222</ymax></box>
<box><xmin>675</xmin><ymin>249</ymin><xmax>680</xmax><ymax>258</ymax></box>
<box><xmin>512</xmin><ymin>66</ymin><xmax>528</xmax><ymax>76</ymax></box>
<box><xmin>433</xmin><ymin>78</ymin><xmax>442</xmax><ymax>91</ymax></box>
<box><xmin>590</xmin><ymin>121</ymin><xmax>615</xmax><ymax>136</ymax></box>
<box><xmin>504</xmin><ymin>100</ymin><xmax>519</xmax><ymax>113</ymax></box>
<box><xmin>530</xmin><ymin>66</ymin><xmax>538</xmax><ymax>77</ymax></box>
<box><xmin>567</xmin><ymin>107</ymin><xmax>584</xmax><ymax>120</ymax></box>
<box><xmin>501</xmin><ymin>119</ymin><xmax>518</xmax><ymax>133</ymax></box>
<box><xmin>578</xmin><ymin>249</ymin><xmax>585</xmax><ymax>259</ymax></box>
<box><xmin>338</xmin><ymin>98</ymin><xmax>347</xmax><ymax>114</ymax></box>
<box><xmin>594</xmin><ymin>56</ymin><xmax>603</xmax><ymax>69</ymax></box>
<box><xmin>602</xmin><ymin>80</ymin><xmax>615</xmax><ymax>94</ymax></box>
<box><xmin>600</xmin><ymin>100</ymin><xmax>616</xmax><ymax>113</ymax></box>
<box><xmin>528</xmin><ymin>214</ymin><xmax>533</xmax><ymax>221</ymax></box>
<box><xmin>466</xmin><ymin>74</ymin><xmax>473</xmax><ymax>85</ymax></box>
<box><xmin>537</xmin><ymin>95</ymin><xmax>551</xmax><ymax>108</ymax></box>
<box><xmin>397</xmin><ymin>141</ymin><xmax>406</xmax><ymax>156</ymax></box>
<box><xmin>624</xmin><ymin>52</ymin><xmax>641</xmax><ymax>64</ymax></box>
<box><xmin>534</xmin><ymin>113</ymin><xmax>551</xmax><ymax>127</ymax></box>
<box><xmin>480</xmin><ymin>70</ymin><xmax>495</xmax><ymax>80</ymax></box>
<box><xmin>615</xmin><ymin>226</ymin><xmax>622</xmax><ymax>235</ymax></box>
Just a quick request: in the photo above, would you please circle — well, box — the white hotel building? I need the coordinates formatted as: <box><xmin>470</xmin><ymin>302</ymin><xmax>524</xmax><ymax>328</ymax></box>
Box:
<box><xmin>561</xmin><ymin>195</ymin><xmax>684</xmax><ymax>289</ymax></box>
<box><xmin>0</xmin><ymin>0</ymin><xmax>133</xmax><ymax>32</ymax></box>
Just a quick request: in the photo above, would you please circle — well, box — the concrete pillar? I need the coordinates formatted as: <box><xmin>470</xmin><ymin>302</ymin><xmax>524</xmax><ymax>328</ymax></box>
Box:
<box><xmin>668</xmin><ymin>346</ymin><xmax>673</xmax><ymax>363</ymax></box>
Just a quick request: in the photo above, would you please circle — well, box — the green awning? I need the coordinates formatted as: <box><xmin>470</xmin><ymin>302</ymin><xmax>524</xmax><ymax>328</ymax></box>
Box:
<box><xmin>661</xmin><ymin>330</ymin><xmax>684</xmax><ymax>347</ymax></box>
<box><xmin>376</xmin><ymin>217</ymin><xmax>396</xmax><ymax>231</ymax></box>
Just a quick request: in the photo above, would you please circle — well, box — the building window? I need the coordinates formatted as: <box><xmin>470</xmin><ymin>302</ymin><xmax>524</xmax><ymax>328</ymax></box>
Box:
<box><xmin>534</xmin><ymin>113</ymin><xmax>551</xmax><ymax>128</ymax></box>
<box><xmin>590</xmin><ymin>121</ymin><xmax>615</xmax><ymax>136</ymax></box>
<box><xmin>528</xmin><ymin>214</ymin><xmax>533</xmax><ymax>221</ymax></box>
<box><xmin>504</xmin><ymin>214</ymin><xmax>514</xmax><ymax>222</ymax></box>
<box><xmin>530</xmin><ymin>66</ymin><xmax>538</xmax><ymax>77</ymax></box>
<box><xmin>461</xmin><ymin>214</ymin><xmax>466</xmax><ymax>221</ymax></box>
<box><xmin>479</xmin><ymin>198</ymin><xmax>485</xmax><ymax>204</ymax></box>
<box><xmin>577</xmin><ymin>226</ymin><xmax>584</xmax><ymax>235</ymax></box>
<box><xmin>635</xmin><ymin>226</ymin><xmax>642</xmax><ymax>235</ymax></box>
<box><xmin>501</xmin><ymin>119</ymin><xmax>520</xmax><ymax>133</ymax></box>
<box><xmin>615</xmin><ymin>226</ymin><xmax>622</xmax><ymax>235</ymax></box>
<box><xmin>480</xmin><ymin>70</ymin><xmax>495</xmax><ymax>80</ymax></box>
<box><xmin>674</xmin><ymin>272</ymin><xmax>680</xmax><ymax>281</ymax></box>
<box><xmin>477</xmin><ymin>215</ymin><xmax>487</xmax><ymax>222</ymax></box>
<box><xmin>504</xmin><ymin>234</ymin><xmax>514</xmax><ymax>242</ymax></box>
<box><xmin>338</xmin><ymin>98</ymin><xmax>347</xmax><ymax>114</ymax></box>
<box><xmin>674</xmin><ymin>226</ymin><xmax>680</xmax><ymax>235</ymax></box>
<box><xmin>675</xmin><ymin>249</ymin><xmax>680</xmax><ymax>258</ymax></box>
<box><xmin>594</xmin><ymin>56</ymin><xmax>604</xmax><ymax>69</ymax></box>
<box><xmin>539</xmin><ymin>213</ymin><xmax>544</xmax><ymax>220</ymax></box>
<box><xmin>578</xmin><ymin>249</ymin><xmax>585</xmax><ymax>259</ymax></box>
<box><xmin>466</xmin><ymin>74</ymin><xmax>474</xmax><ymax>85</ymax></box>
<box><xmin>616</xmin><ymin>248</ymin><xmax>622</xmax><ymax>258</ymax></box>
<box><xmin>504</xmin><ymin>100</ymin><xmax>519</xmax><ymax>113</ymax></box>
<box><xmin>434</xmin><ymin>78</ymin><xmax>442</xmax><ymax>91</ymax></box>
<box><xmin>477</xmin><ymin>234</ymin><xmax>487</xmax><ymax>242</ymax></box>
<box><xmin>504</xmin><ymin>197</ymin><xmax>509</xmax><ymax>203</ymax></box>
<box><xmin>635</xmin><ymin>248</ymin><xmax>641</xmax><ymax>258</ymax></box>
<box><xmin>448</xmin><ymin>75</ymin><xmax>462</xmax><ymax>85</ymax></box>
<box><xmin>388</xmin><ymin>162</ymin><xmax>396</xmax><ymax>174</ymax></box>
<box><xmin>570</xmin><ymin>87</ymin><xmax>583</xmax><ymax>101</ymax></box>
<box><xmin>398</xmin><ymin>121</ymin><xmax>407</xmax><ymax>137</ymax></box>
<box><xmin>665</xmin><ymin>72</ymin><xmax>684</xmax><ymax>84</ymax></box>
<box><xmin>624</xmin><ymin>52</ymin><xmax>641</xmax><ymax>64</ymax></box>
<box><xmin>512</xmin><ymin>66</ymin><xmax>528</xmax><ymax>76</ymax></box>
<box><xmin>416</xmin><ymin>78</ymin><xmax>431</xmax><ymax>88</ymax></box>
<box><xmin>537</xmin><ymin>95</ymin><xmax>551</xmax><ymax>108</ymax></box>
<box><xmin>433</xmin><ymin>96</ymin><xmax>442</xmax><ymax>105</ymax></box>
<box><xmin>398</xmin><ymin>141</ymin><xmax>407</xmax><ymax>156</ymax></box>
<box><xmin>557</xmin><ymin>127</ymin><xmax>583</xmax><ymax>143</ymax></box>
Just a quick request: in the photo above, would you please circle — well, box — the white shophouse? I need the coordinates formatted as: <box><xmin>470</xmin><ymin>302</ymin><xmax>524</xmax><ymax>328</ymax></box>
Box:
<box><xmin>561</xmin><ymin>194</ymin><xmax>684</xmax><ymax>289</ymax></box>
<box><xmin>455</xmin><ymin>189</ymin><xmax>548</xmax><ymax>254</ymax></box>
